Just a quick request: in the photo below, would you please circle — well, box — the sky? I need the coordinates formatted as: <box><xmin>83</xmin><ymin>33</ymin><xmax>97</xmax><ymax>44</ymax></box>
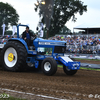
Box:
<box><xmin>0</xmin><ymin>0</ymin><xmax>100</xmax><ymax>33</ymax></box>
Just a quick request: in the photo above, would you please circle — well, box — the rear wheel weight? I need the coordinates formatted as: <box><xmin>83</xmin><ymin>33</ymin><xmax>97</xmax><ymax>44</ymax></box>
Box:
<box><xmin>41</xmin><ymin>58</ymin><xmax>57</xmax><ymax>76</ymax></box>
<box><xmin>63</xmin><ymin>65</ymin><xmax>77</xmax><ymax>76</ymax></box>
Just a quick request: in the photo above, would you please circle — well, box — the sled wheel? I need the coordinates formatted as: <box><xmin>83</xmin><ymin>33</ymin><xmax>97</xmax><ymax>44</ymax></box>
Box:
<box><xmin>63</xmin><ymin>65</ymin><xmax>77</xmax><ymax>76</ymax></box>
<box><xmin>41</xmin><ymin>58</ymin><xmax>57</xmax><ymax>76</ymax></box>
<box><xmin>1</xmin><ymin>41</ymin><xmax>27</xmax><ymax>71</ymax></box>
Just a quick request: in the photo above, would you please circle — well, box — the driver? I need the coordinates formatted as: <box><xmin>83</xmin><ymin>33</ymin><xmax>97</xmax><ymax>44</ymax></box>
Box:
<box><xmin>22</xmin><ymin>26</ymin><xmax>36</xmax><ymax>47</ymax></box>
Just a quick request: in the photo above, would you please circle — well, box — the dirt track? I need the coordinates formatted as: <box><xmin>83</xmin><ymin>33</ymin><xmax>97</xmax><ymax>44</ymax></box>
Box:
<box><xmin>0</xmin><ymin>67</ymin><xmax>100</xmax><ymax>100</ymax></box>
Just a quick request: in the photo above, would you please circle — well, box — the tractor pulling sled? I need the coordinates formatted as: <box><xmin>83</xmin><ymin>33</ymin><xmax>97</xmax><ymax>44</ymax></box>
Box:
<box><xmin>0</xmin><ymin>25</ymin><xmax>80</xmax><ymax>76</ymax></box>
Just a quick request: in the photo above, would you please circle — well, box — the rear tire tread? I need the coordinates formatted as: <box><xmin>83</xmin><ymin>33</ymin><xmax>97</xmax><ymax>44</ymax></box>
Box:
<box><xmin>1</xmin><ymin>41</ymin><xmax>27</xmax><ymax>72</ymax></box>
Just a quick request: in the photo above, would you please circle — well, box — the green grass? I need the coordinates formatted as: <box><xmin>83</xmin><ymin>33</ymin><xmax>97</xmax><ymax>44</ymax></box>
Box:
<box><xmin>74</xmin><ymin>58</ymin><xmax>100</xmax><ymax>61</ymax></box>
<box><xmin>58</xmin><ymin>65</ymin><xmax>63</xmax><ymax>68</ymax></box>
<box><xmin>0</xmin><ymin>93</ymin><xmax>27</xmax><ymax>100</ymax></box>
<box><xmin>8</xmin><ymin>97</ymin><xmax>26</xmax><ymax>100</ymax></box>
<box><xmin>0</xmin><ymin>97</ymin><xmax>26</xmax><ymax>100</ymax></box>
<box><xmin>80</xmin><ymin>67</ymin><xmax>100</xmax><ymax>71</ymax></box>
<box><xmin>58</xmin><ymin>65</ymin><xmax>100</xmax><ymax>71</ymax></box>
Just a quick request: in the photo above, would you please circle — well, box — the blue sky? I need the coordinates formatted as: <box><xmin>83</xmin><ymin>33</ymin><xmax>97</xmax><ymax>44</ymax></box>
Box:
<box><xmin>0</xmin><ymin>0</ymin><xmax>100</xmax><ymax>33</ymax></box>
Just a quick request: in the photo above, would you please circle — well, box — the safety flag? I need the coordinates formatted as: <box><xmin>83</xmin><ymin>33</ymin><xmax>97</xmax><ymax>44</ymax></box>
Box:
<box><xmin>12</xmin><ymin>25</ymin><xmax>16</xmax><ymax>36</ymax></box>
<box><xmin>39</xmin><ymin>23</ymin><xmax>44</xmax><ymax>37</ymax></box>
<box><xmin>2</xmin><ymin>24</ymin><xmax>5</xmax><ymax>36</ymax></box>
<box><xmin>40</xmin><ymin>30</ymin><xmax>44</xmax><ymax>37</ymax></box>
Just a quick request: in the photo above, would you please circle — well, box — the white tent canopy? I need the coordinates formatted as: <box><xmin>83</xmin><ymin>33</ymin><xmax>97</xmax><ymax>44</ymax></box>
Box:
<box><xmin>74</xmin><ymin>23</ymin><xmax>100</xmax><ymax>34</ymax></box>
<box><xmin>74</xmin><ymin>23</ymin><xmax>100</xmax><ymax>30</ymax></box>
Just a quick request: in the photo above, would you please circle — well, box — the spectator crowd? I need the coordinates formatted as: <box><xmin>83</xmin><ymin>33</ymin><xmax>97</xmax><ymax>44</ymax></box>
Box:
<box><xmin>49</xmin><ymin>35</ymin><xmax>100</xmax><ymax>54</ymax></box>
<box><xmin>0</xmin><ymin>35</ymin><xmax>17</xmax><ymax>44</ymax></box>
<box><xmin>1</xmin><ymin>35</ymin><xmax>100</xmax><ymax>54</ymax></box>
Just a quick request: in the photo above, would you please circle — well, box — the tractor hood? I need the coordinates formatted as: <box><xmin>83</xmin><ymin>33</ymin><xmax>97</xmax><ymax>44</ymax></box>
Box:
<box><xmin>34</xmin><ymin>38</ymin><xmax>66</xmax><ymax>47</ymax></box>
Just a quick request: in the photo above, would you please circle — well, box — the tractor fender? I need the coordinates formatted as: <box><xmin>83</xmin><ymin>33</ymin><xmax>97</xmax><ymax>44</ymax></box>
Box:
<box><xmin>8</xmin><ymin>38</ymin><xmax>28</xmax><ymax>52</ymax></box>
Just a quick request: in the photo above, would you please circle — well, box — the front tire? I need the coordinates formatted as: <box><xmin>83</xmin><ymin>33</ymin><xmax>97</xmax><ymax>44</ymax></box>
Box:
<box><xmin>1</xmin><ymin>41</ymin><xmax>27</xmax><ymax>71</ymax></box>
<box><xmin>63</xmin><ymin>65</ymin><xmax>77</xmax><ymax>76</ymax></box>
<box><xmin>41</xmin><ymin>58</ymin><xmax>57</xmax><ymax>76</ymax></box>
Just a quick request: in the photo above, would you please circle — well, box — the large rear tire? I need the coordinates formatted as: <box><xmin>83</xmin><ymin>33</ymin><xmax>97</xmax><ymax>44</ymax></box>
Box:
<box><xmin>63</xmin><ymin>65</ymin><xmax>77</xmax><ymax>76</ymax></box>
<box><xmin>1</xmin><ymin>41</ymin><xmax>27</xmax><ymax>72</ymax></box>
<box><xmin>0</xmin><ymin>49</ymin><xmax>2</xmax><ymax>66</ymax></box>
<box><xmin>41</xmin><ymin>58</ymin><xmax>57</xmax><ymax>76</ymax></box>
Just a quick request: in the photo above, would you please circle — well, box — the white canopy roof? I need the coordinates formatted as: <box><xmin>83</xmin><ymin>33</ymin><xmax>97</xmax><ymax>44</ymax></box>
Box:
<box><xmin>74</xmin><ymin>23</ymin><xmax>100</xmax><ymax>30</ymax></box>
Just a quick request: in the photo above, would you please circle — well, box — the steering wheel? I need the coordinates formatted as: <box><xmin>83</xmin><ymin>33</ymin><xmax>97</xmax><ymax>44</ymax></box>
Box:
<box><xmin>31</xmin><ymin>35</ymin><xmax>37</xmax><ymax>40</ymax></box>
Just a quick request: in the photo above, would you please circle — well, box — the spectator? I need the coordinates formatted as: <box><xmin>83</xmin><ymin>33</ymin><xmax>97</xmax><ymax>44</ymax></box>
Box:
<box><xmin>49</xmin><ymin>35</ymin><xmax>100</xmax><ymax>54</ymax></box>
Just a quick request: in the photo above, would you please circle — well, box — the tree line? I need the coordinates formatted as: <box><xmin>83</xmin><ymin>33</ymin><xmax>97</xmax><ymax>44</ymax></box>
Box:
<box><xmin>0</xmin><ymin>0</ymin><xmax>87</xmax><ymax>37</ymax></box>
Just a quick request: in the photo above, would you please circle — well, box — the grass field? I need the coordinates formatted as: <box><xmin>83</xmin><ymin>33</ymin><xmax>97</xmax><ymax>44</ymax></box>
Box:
<box><xmin>0</xmin><ymin>97</ymin><xmax>26</xmax><ymax>100</ymax></box>
<box><xmin>7</xmin><ymin>97</ymin><xmax>26</xmax><ymax>100</ymax></box>
<box><xmin>0</xmin><ymin>93</ymin><xmax>26</xmax><ymax>100</ymax></box>
<box><xmin>74</xmin><ymin>58</ymin><xmax>100</xmax><ymax>61</ymax></box>
<box><xmin>80</xmin><ymin>67</ymin><xmax>100</xmax><ymax>71</ymax></box>
<box><xmin>58</xmin><ymin>65</ymin><xmax>100</xmax><ymax>71</ymax></box>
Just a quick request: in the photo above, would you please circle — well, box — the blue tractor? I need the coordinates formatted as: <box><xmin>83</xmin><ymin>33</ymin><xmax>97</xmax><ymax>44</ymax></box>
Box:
<box><xmin>1</xmin><ymin>24</ymin><xmax>80</xmax><ymax>76</ymax></box>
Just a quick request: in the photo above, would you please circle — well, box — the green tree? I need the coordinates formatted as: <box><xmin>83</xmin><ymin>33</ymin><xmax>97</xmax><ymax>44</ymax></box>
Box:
<box><xmin>35</xmin><ymin>0</ymin><xmax>87</xmax><ymax>37</ymax></box>
<box><xmin>5</xmin><ymin>30</ymin><xmax>17</xmax><ymax>35</ymax></box>
<box><xmin>58</xmin><ymin>26</ymin><xmax>71</xmax><ymax>35</ymax></box>
<box><xmin>5</xmin><ymin>30</ymin><xmax>12</xmax><ymax>35</ymax></box>
<box><xmin>30</xmin><ymin>29</ymin><xmax>35</xmax><ymax>35</ymax></box>
<box><xmin>0</xmin><ymin>2</ymin><xmax>19</xmax><ymax>35</ymax></box>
